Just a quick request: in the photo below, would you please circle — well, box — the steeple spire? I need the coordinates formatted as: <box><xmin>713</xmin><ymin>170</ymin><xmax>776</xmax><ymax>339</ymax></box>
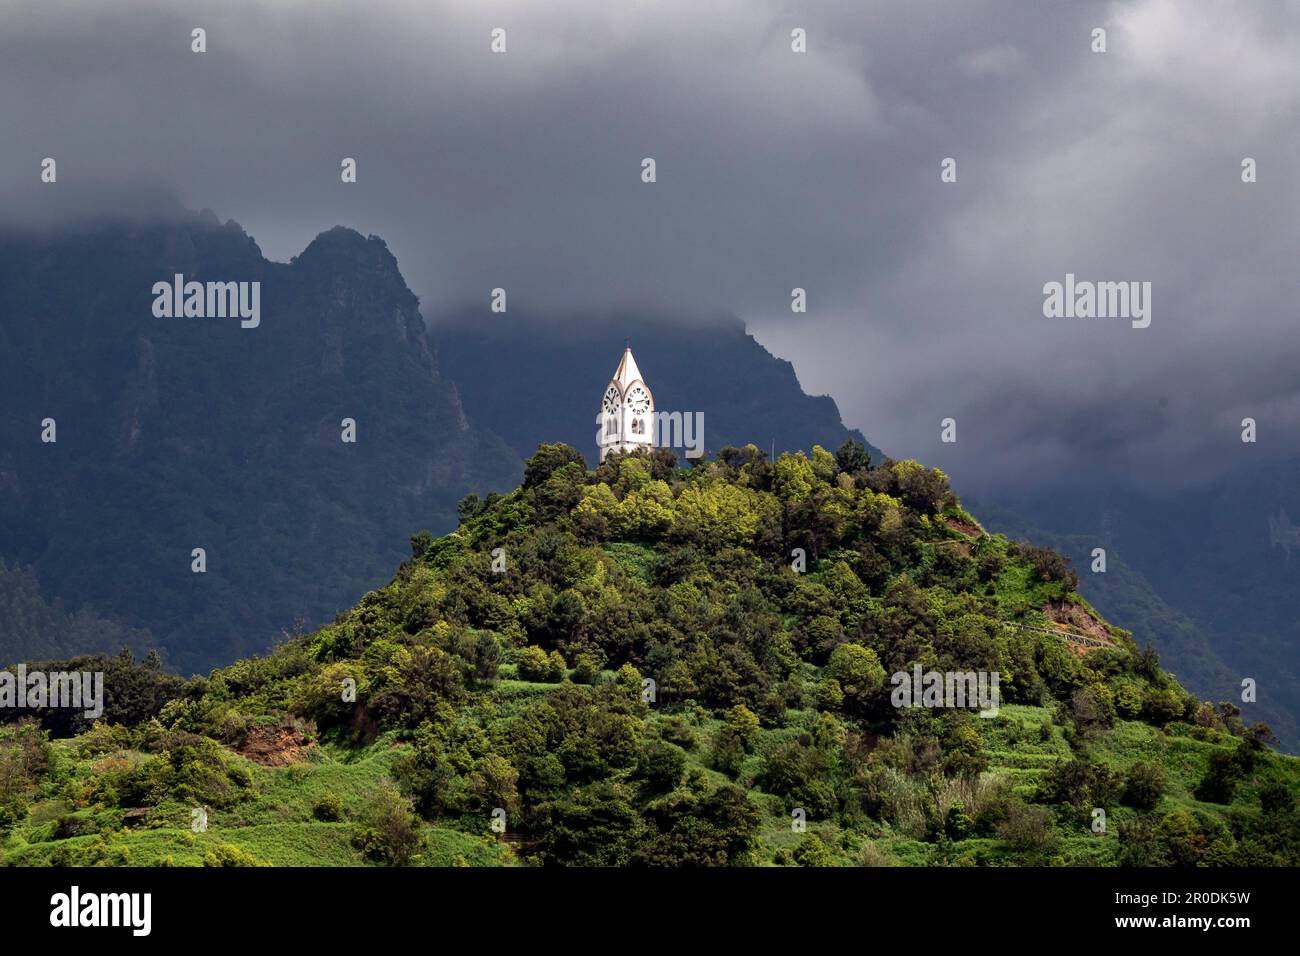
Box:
<box><xmin>598</xmin><ymin>346</ymin><xmax>654</xmax><ymax>462</ymax></box>
<box><xmin>612</xmin><ymin>346</ymin><xmax>644</xmax><ymax>391</ymax></box>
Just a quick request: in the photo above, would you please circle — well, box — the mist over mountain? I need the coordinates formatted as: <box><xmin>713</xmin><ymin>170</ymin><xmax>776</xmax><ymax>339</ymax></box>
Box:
<box><xmin>0</xmin><ymin>214</ymin><xmax>521</xmax><ymax>672</ymax></box>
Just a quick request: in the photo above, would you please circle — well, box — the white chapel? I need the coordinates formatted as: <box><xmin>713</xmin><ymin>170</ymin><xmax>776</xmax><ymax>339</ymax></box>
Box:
<box><xmin>598</xmin><ymin>347</ymin><xmax>655</xmax><ymax>462</ymax></box>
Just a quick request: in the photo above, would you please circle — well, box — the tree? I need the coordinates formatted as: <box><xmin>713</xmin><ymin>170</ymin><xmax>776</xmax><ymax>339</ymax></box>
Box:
<box><xmin>773</xmin><ymin>452</ymin><xmax>817</xmax><ymax>502</ymax></box>
<box><xmin>540</xmin><ymin>782</ymin><xmax>643</xmax><ymax>866</ymax></box>
<box><xmin>1122</xmin><ymin>761</ymin><xmax>1166</xmax><ymax>811</ymax></box>
<box><xmin>810</xmin><ymin>445</ymin><xmax>837</xmax><ymax>482</ymax></box>
<box><xmin>826</xmin><ymin>642</ymin><xmax>885</xmax><ymax>711</ymax></box>
<box><xmin>524</xmin><ymin>443</ymin><xmax>587</xmax><ymax>489</ymax></box>
<box><xmin>997</xmin><ymin>801</ymin><xmax>1058</xmax><ymax>855</ymax></box>
<box><xmin>791</xmin><ymin>833</ymin><xmax>835</xmax><ymax>867</ymax></box>
<box><xmin>834</xmin><ymin>439</ymin><xmax>871</xmax><ymax>475</ymax></box>
<box><xmin>761</xmin><ymin>740</ymin><xmax>837</xmax><ymax>818</ymax></box>
<box><xmin>723</xmin><ymin>704</ymin><xmax>761</xmax><ymax>752</ymax></box>
<box><xmin>472</xmin><ymin>631</ymin><xmax>502</xmax><ymax>684</ymax></box>
<box><xmin>1142</xmin><ymin>687</ymin><xmax>1186</xmax><ymax>726</ymax></box>
<box><xmin>1196</xmin><ymin>751</ymin><xmax>1240</xmax><ymax>804</ymax></box>
<box><xmin>636</xmin><ymin>741</ymin><xmax>686</xmax><ymax>793</ymax></box>
<box><xmin>1021</xmin><ymin>544</ymin><xmax>1079</xmax><ymax>591</ymax></box>
<box><xmin>466</xmin><ymin>753</ymin><xmax>520</xmax><ymax>816</ymax></box>
<box><xmin>352</xmin><ymin>783</ymin><xmax>424</xmax><ymax>865</ymax></box>
<box><xmin>572</xmin><ymin>483</ymin><xmax>619</xmax><ymax>538</ymax></box>
<box><xmin>456</xmin><ymin>494</ymin><xmax>483</xmax><ymax>523</ymax></box>
<box><xmin>1041</xmin><ymin>758</ymin><xmax>1120</xmax><ymax>816</ymax></box>
<box><xmin>1259</xmin><ymin>780</ymin><xmax>1296</xmax><ymax>816</ymax></box>
<box><xmin>633</xmin><ymin>784</ymin><xmax>761</xmax><ymax>866</ymax></box>
<box><xmin>517</xmin><ymin>645</ymin><xmax>564</xmax><ymax>682</ymax></box>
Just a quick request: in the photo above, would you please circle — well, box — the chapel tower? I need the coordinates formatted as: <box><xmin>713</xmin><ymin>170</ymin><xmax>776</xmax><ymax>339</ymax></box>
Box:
<box><xmin>598</xmin><ymin>347</ymin><xmax>654</xmax><ymax>462</ymax></box>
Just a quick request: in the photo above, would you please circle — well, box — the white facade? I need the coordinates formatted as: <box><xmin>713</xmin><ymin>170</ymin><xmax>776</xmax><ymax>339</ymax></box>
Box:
<box><xmin>598</xmin><ymin>347</ymin><xmax>655</xmax><ymax>462</ymax></box>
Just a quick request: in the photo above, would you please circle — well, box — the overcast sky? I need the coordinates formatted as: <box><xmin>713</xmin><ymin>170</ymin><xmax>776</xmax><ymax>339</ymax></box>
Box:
<box><xmin>2</xmin><ymin>0</ymin><xmax>1298</xmax><ymax>494</ymax></box>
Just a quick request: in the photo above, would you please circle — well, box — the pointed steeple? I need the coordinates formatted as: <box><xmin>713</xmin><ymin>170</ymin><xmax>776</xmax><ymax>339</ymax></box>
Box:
<box><xmin>612</xmin><ymin>346</ymin><xmax>643</xmax><ymax>391</ymax></box>
<box><xmin>598</xmin><ymin>346</ymin><xmax>654</xmax><ymax>462</ymax></box>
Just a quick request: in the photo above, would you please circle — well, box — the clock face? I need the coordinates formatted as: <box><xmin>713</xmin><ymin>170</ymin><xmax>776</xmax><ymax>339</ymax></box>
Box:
<box><xmin>625</xmin><ymin>384</ymin><xmax>650</xmax><ymax>415</ymax></box>
<box><xmin>602</xmin><ymin>385</ymin><xmax>621</xmax><ymax>415</ymax></box>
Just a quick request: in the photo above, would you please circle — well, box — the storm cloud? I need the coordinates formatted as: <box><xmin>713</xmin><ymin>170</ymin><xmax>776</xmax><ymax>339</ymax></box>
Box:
<box><xmin>2</xmin><ymin>0</ymin><xmax>1298</xmax><ymax>493</ymax></box>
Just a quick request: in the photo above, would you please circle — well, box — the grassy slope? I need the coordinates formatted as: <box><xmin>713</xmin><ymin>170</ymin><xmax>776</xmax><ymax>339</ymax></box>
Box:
<box><xmin>2</xmin><ymin>739</ymin><xmax>510</xmax><ymax>867</ymax></box>
<box><xmin>2</xmin><ymin>670</ymin><xmax>1296</xmax><ymax>867</ymax></box>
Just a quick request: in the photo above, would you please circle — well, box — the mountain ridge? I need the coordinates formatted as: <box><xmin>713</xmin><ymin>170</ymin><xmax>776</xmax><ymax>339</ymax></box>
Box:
<box><xmin>0</xmin><ymin>216</ymin><xmax>521</xmax><ymax>672</ymax></box>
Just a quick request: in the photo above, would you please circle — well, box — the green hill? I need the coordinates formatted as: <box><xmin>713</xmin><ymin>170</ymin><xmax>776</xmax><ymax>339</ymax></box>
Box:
<box><xmin>3</xmin><ymin>443</ymin><xmax>1297</xmax><ymax>867</ymax></box>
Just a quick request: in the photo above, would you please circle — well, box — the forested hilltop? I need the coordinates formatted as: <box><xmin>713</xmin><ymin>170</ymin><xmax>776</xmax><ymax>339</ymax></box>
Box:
<box><xmin>3</xmin><ymin>443</ymin><xmax>1297</xmax><ymax>867</ymax></box>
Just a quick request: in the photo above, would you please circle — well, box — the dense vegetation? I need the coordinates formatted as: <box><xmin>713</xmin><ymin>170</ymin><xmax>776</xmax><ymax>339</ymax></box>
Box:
<box><xmin>3</xmin><ymin>442</ymin><xmax>1297</xmax><ymax>867</ymax></box>
<box><xmin>980</xmin><ymin>474</ymin><xmax>1300</xmax><ymax>754</ymax></box>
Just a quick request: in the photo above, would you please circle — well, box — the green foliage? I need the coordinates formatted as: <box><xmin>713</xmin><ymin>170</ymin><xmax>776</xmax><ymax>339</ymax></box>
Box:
<box><xmin>3</xmin><ymin>444</ymin><xmax>1297</xmax><ymax>868</ymax></box>
<box><xmin>791</xmin><ymin>832</ymin><xmax>835</xmax><ymax>867</ymax></box>
<box><xmin>516</xmin><ymin>646</ymin><xmax>566</xmax><ymax>683</ymax></box>
<box><xmin>826</xmin><ymin>643</ymin><xmax>886</xmax><ymax>712</ymax></box>
<box><xmin>204</xmin><ymin>844</ymin><xmax>271</xmax><ymax>867</ymax></box>
<box><xmin>635</xmin><ymin>741</ymin><xmax>686</xmax><ymax>793</ymax></box>
<box><xmin>351</xmin><ymin>783</ymin><xmax>424</xmax><ymax>866</ymax></box>
<box><xmin>1196</xmin><ymin>750</ymin><xmax>1241</xmax><ymax>804</ymax></box>
<box><xmin>1122</xmin><ymin>761</ymin><xmax>1166</xmax><ymax>810</ymax></box>
<box><xmin>312</xmin><ymin>791</ymin><xmax>345</xmax><ymax>821</ymax></box>
<box><xmin>834</xmin><ymin>440</ymin><xmax>871</xmax><ymax>476</ymax></box>
<box><xmin>524</xmin><ymin>444</ymin><xmax>587</xmax><ymax>490</ymax></box>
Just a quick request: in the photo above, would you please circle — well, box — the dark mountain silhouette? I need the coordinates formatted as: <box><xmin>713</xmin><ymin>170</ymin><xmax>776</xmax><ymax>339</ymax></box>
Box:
<box><xmin>435</xmin><ymin>312</ymin><xmax>883</xmax><ymax>468</ymax></box>
<box><xmin>0</xmin><ymin>214</ymin><xmax>521</xmax><ymax>672</ymax></box>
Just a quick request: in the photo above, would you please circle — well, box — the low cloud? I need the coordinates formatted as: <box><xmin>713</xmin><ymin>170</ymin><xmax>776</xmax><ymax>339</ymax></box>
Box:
<box><xmin>2</xmin><ymin>0</ymin><xmax>1297</xmax><ymax>492</ymax></box>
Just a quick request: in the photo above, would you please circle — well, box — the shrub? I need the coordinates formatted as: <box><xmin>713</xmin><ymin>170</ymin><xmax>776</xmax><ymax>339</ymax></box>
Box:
<box><xmin>825</xmin><ymin>643</ymin><xmax>885</xmax><ymax>712</ymax></box>
<box><xmin>517</xmin><ymin>646</ymin><xmax>565</xmax><ymax>683</ymax></box>
<box><xmin>203</xmin><ymin>844</ymin><xmax>270</xmax><ymax>867</ymax></box>
<box><xmin>352</xmin><ymin>783</ymin><xmax>424</xmax><ymax>865</ymax></box>
<box><xmin>1021</xmin><ymin>545</ymin><xmax>1078</xmax><ymax>590</ymax></box>
<box><xmin>858</xmin><ymin>842</ymin><xmax>897</xmax><ymax>867</ymax></box>
<box><xmin>792</xmin><ymin>833</ymin><xmax>836</xmax><ymax>867</ymax></box>
<box><xmin>722</xmin><ymin>705</ymin><xmax>761</xmax><ymax>751</ymax></box>
<box><xmin>572</xmin><ymin>651</ymin><xmax>602</xmax><ymax>685</ymax></box>
<box><xmin>1260</xmin><ymin>781</ymin><xmax>1296</xmax><ymax>816</ymax></box>
<box><xmin>636</xmin><ymin>741</ymin><xmax>686</xmax><ymax>793</ymax></box>
<box><xmin>1122</xmin><ymin>762</ymin><xmax>1165</xmax><ymax>811</ymax></box>
<box><xmin>1195</xmin><ymin>751</ymin><xmax>1240</xmax><ymax>804</ymax></box>
<box><xmin>312</xmin><ymin>791</ymin><xmax>345</xmax><ymax>821</ymax></box>
<box><xmin>657</xmin><ymin>716</ymin><xmax>696</xmax><ymax>751</ymax></box>
<box><xmin>997</xmin><ymin>802</ymin><xmax>1058</xmax><ymax>855</ymax></box>
<box><xmin>710</xmin><ymin>728</ymin><xmax>746</xmax><ymax>778</ymax></box>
